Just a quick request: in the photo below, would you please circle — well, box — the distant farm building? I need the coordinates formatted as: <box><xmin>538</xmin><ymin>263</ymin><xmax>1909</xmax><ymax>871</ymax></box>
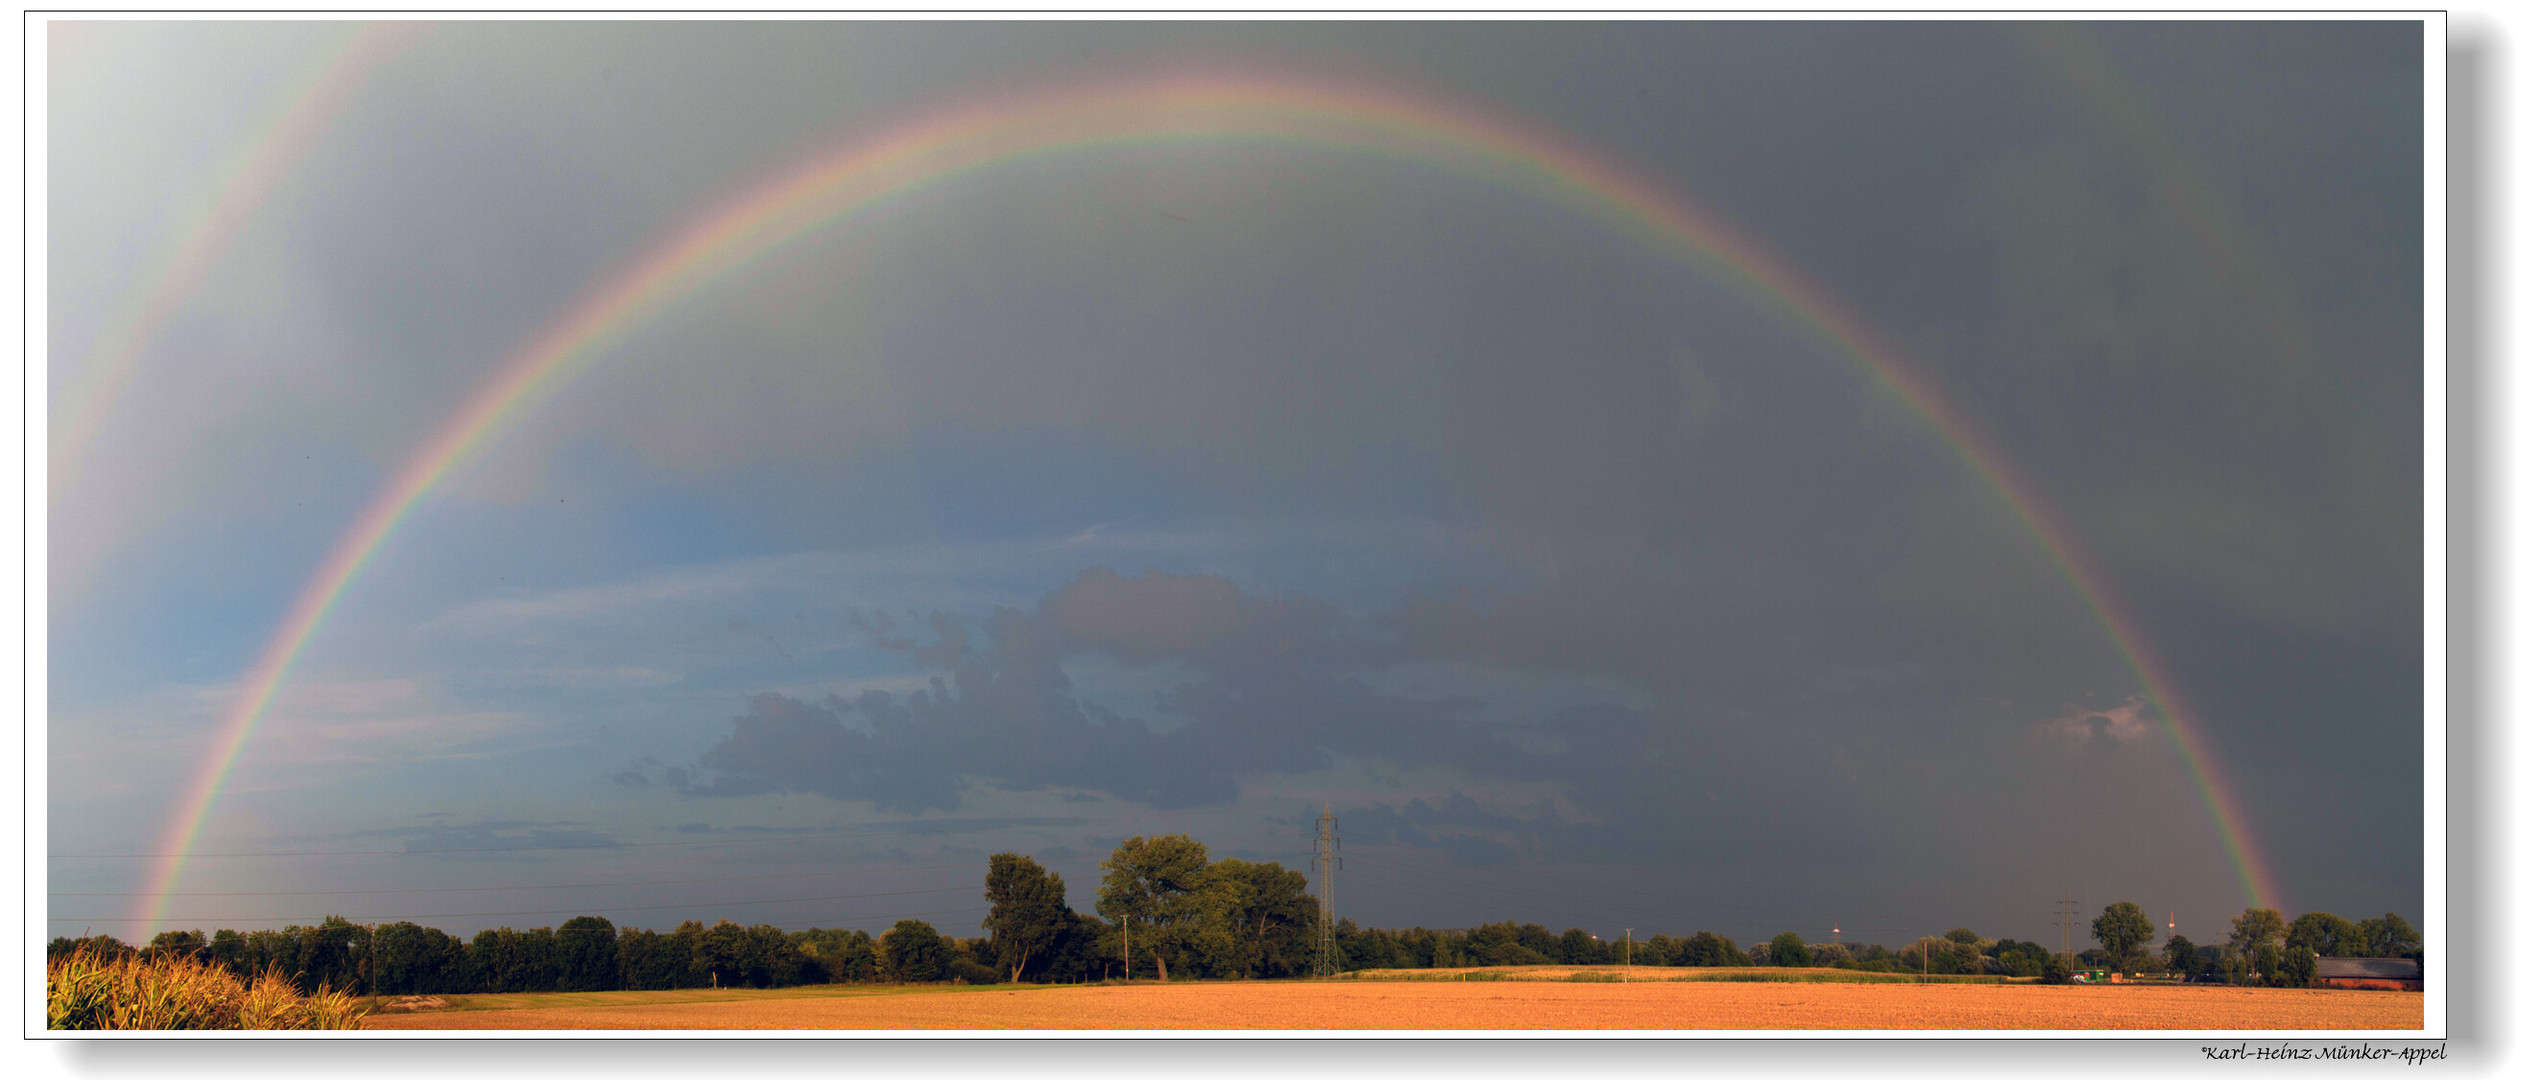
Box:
<box><xmin>2314</xmin><ymin>957</ymin><xmax>2421</xmax><ymax>991</ymax></box>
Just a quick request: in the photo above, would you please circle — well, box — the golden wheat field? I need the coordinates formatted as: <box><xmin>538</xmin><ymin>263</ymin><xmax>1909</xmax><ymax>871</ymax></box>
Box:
<box><xmin>360</xmin><ymin>978</ymin><xmax>2423</xmax><ymax>1031</ymax></box>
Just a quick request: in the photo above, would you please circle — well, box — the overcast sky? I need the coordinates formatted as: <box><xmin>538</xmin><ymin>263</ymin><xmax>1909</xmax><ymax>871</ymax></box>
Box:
<box><xmin>45</xmin><ymin>19</ymin><xmax>2425</xmax><ymax>951</ymax></box>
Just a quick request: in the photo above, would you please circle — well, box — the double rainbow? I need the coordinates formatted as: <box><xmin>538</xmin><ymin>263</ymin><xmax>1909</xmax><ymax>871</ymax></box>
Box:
<box><xmin>136</xmin><ymin>70</ymin><xmax>2281</xmax><ymax>931</ymax></box>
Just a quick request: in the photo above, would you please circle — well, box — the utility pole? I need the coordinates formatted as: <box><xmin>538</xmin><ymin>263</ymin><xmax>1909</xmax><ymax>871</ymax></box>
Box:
<box><xmin>1623</xmin><ymin>928</ymin><xmax>1633</xmax><ymax>969</ymax></box>
<box><xmin>1313</xmin><ymin>802</ymin><xmax>1341</xmax><ymax>977</ymax></box>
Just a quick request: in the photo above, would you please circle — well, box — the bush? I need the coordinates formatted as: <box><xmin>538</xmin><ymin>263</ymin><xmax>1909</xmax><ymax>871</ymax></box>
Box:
<box><xmin>1768</xmin><ymin>932</ymin><xmax>1810</xmax><ymax>967</ymax></box>
<box><xmin>947</xmin><ymin>957</ymin><xmax>1001</xmax><ymax>986</ymax></box>
<box><xmin>879</xmin><ymin>920</ymin><xmax>949</xmax><ymax>983</ymax></box>
<box><xmin>2039</xmin><ymin>953</ymin><xmax>2072</xmax><ymax>986</ymax></box>
<box><xmin>48</xmin><ymin>948</ymin><xmax>365</xmax><ymax>1029</ymax></box>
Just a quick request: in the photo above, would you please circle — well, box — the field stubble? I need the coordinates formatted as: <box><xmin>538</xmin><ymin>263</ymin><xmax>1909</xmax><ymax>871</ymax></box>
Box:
<box><xmin>361</xmin><ymin>974</ymin><xmax>2423</xmax><ymax>1031</ymax></box>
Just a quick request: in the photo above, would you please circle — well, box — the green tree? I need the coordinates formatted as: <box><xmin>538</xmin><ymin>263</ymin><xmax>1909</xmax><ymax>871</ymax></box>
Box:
<box><xmin>240</xmin><ymin>929</ymin><xmax>295</xmax><ymax>986</ymax></box>
<box><xmin>2091</xmin><ymin>902</ymin><xmax>2155</xmax><ymax>968</ymax></box>
<box><xmin>691</xmin><ymin>919</ymin><xmax>751</xmax><ymax>988</ymax></box>
<box><xmin>470</xmin><ymin>927</ymin><xmax>544</xmax><ymax>993</ymax></box>
<box><xmin>2356</xmin><ymin>912</ymin><xmax>2421</xmax><ymax>959</ymax></box>
<box><xmin>1096</xmin><ymin>834</ymin><xmax>1213</xmax><ymax>981</ymax></box>
<box><xmin>2283</xmin><ymin>944</ymin><xmax>2319</xmax><ymax>988</ymax></box>
<box><xmin>2163</xmin><ymin>934</ymin><xmax>2199</xmax><ymax>975</ymax></box>
<box><xmin>1206</xmin><ymin>858</ymin><xmax>1317</xmax><ymax>978</ymax></box>
<box><xmin>2247</xmin><ymin>941</ymin><xmax>2282</xmax><ymax>988</ymax></box>
<box><xmin>662</xmin><ymin>920</ymin><xmax>707</xmax><ymax>988</ymax></box>
<box><xmin>1516</xmin><ymin>923</ymin><xmax>1559</xmax><ymax>958</ymax></box>
<box><xmin>983</xmin><ymin>852</ymin><xmax>1073</xmax><ymax>983</ymax></box>
<box><xmin>1485</xmin><ymin>941</ymin><xmax>1553</xmax><ymax>966</ymax></box>
<box><xmin>793</xmin><ymin>927</ymin><xmax>877</xmax><ymax>984</ymax></box>
<box><xmin>1558</xmin><ymin>928</ymin><xmax>1605</xmax><ymax>965</ymax></box>
<box><xmin>372</xmin><ymin>921</ymin><xmax>468</xmax><ymax>994</ymax></box>
<box><xmin>742</xmin><ymin>923</ymin><xmax>792</xmax><ymax>987</ymax></box>
<box><xmin>2228</xmin><ymin>908</ymin><xmax>2287</xmax><ymax>958</ymax></box>
<box><xmin>2283</xmin><ymin>912</ymin><xmax>2364</xmax><ymax>958</ymax></box>
<box><xmin>557</xmin><ymin>915</ymin><xmax>618</xmax><ymax>990</ymax></box>
<box><xmin>2040</xmin><ymin>951</ymin><xmax>2073</xmax><ymax>985</ymax></box>
<box><xmin>49</xmin><ymin>934</ymin><xmax>133</xmax><ymax>961</ymax></box>
<box><xmin>1678</xmin><ymin>931</ymin><xmax>1740</xmax><ymax>967</ymax></box>
<box><xmin>1910</xmin><ymin>936</ymin><xmax>1979</xmax><ymax>975</ymax></box>
<box><xmin>2216</xmin><ymin>952</ymin><xmax>2249</xmax><ymax>986</ymax></box>
<box><xmin>1052</xmin><ymin>912</ymin><xmax>1117</xmax><ymax>982</ymax></box>
<box><xmin>206</xmin><ymin>929</ymin><xmax>246</xmax><ymax>975</ymax></box>
<box><xmin>880</xmin><ymin>919</ymin><xmax>949</xmax><ymax>983</ymax></box>
<box><xmin>298</xmin><ymin>916</ymin><xmax>362</xmax><ymax>993</ymax></box>
<box><xmin>1989</xmin><ymin>940</ymin><xmax>2050</xmax><ymax>979</ymax></box>
<box><xmin>1768</xmin><ymin>931</ymin><xmax>1810</xmax><ymax>967</ymax></box>
<box><xmin>144</xmin><ymin>929</ymin><xmax>208</xmax><ymax>959</ymax></box>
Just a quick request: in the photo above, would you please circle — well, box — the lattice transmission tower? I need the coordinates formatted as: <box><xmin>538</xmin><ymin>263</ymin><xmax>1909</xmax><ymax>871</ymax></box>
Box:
<box><xmin>2055</xmin><ymin>890</ymin><xmax>2081</xmax><ymax>965</ymax></box>
<box><xmin>1313</xmin><ymin>802</ymin><xmax>1341</xmax><ymax>977</ymax></box>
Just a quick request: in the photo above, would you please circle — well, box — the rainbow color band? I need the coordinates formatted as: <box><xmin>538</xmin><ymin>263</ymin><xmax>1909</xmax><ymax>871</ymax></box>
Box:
<box><xmin>137</xmin><ymin>70</ymin><xmax>2279</xmax><ymax>933</ymax></box>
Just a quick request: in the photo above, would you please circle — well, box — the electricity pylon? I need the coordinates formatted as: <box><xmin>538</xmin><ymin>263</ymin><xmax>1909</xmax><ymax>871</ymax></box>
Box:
<box><xmin>1313</xmin><ymin>803</ymin><xmax>1340</xmax><ymax>977</ymax></box>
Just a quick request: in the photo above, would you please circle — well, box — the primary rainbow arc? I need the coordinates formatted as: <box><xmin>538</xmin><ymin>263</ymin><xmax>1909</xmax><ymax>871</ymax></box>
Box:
<box><xmin>137</xmin><ymin>70</ymin><xmax>2282</xmax><ymax>932</ymax></box>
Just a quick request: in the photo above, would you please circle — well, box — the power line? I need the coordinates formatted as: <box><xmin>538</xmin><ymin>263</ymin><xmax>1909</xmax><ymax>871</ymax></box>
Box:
<box><xmin>48</xmin><ymin>824</ymin><xmax>1034</xmax><ymax>859</ymax></box>
<box><xmin>54</xmin><ymin>884</ymin><xmax>981</xmax><ymax>925</ymax></box>
<box><xmin>49</xmin><ymin>861</ymin><xmax>975</xmax><ymax>898</ymax></box>
<box><xmin>50</xmin><ymin>904</ymin><xmax>996</xmax><ymax>932</ymax></box>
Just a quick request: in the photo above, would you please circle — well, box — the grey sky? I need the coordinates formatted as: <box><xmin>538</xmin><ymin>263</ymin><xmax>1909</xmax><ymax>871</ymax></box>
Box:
<box><xmin>47</xmin><ymin>19</ymin><xmax>2424</xmax><ymax>950</ymax></box>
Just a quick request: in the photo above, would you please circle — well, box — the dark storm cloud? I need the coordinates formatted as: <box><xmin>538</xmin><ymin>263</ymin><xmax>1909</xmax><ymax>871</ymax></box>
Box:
<box><xmin>699</xmin><ymin>569</ymin><xmax>1508</xmax><ymax>809</ymax></box>
<box><xmin>689</xmin><ymin>567</ymin><xmax>1876</xmax><ymax>873</ymax></box>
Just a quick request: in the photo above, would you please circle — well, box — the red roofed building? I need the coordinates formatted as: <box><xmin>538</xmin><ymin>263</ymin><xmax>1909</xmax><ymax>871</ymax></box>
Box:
<box><xmin>2313</xmin><ymin>957</ymin><xmax>2421</xmax><ymax>991</ymax></box>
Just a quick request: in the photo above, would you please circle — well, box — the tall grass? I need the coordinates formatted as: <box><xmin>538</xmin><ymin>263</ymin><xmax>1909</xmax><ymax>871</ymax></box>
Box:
<box><xmin>47</xmin><ymin>948</ymin><xmax>367</xmax><ymax>1030</ymax></box>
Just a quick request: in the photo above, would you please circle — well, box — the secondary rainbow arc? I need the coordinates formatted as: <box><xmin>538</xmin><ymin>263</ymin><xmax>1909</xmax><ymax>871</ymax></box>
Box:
<box><xmin>136</xmin><ymin>70</ymin><xmax>2281</xmax><ymax>932</ymax></box>
<box><xmin>51</xmin><ymin>22</ymin><xmax>426</xmax><ymax>497</ymax></box>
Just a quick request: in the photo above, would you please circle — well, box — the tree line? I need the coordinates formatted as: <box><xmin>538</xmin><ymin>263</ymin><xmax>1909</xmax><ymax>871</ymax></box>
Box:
<box><xmin>48</xmin><ymin>914</ymin><xmax>1050</xmax><ymax>996</ymax></box>
<box><xmin>49</xmin><ymin>837</ymin><xmax>2421</xmax><ymax>993</ymax></box>
<box><xmin>2074</xmin><ymin>902</ymin><xmax>2423</xmax><ymax>987</ymax></box>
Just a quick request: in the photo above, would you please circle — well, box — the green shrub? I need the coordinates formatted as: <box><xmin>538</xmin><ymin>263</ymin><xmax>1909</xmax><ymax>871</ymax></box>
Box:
<box><xmin>2039</xmin><ymin>953</ymin><xmax>2073</xmax><ymax>986</ymax></box>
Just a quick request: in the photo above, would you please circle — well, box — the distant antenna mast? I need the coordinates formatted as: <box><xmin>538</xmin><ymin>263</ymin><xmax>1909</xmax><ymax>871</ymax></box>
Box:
<box><xmin>1313</xmin><ymin>803</ymin><xmax>1341</xmax><ymax>977</ymax></box>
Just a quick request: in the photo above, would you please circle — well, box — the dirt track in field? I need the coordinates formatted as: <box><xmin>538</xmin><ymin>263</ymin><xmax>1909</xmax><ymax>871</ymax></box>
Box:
<box><xmin>362</xmin><ymin>980</ymin><xmax>2422</xmax><ymax>1031</ymax></box>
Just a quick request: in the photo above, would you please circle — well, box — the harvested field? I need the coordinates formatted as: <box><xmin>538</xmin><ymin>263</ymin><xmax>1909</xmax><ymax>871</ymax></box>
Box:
<box><xmin>362</xmin><ymin>978</ymin><xmax>2422</xmax><ymax>1031</ymax></box>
